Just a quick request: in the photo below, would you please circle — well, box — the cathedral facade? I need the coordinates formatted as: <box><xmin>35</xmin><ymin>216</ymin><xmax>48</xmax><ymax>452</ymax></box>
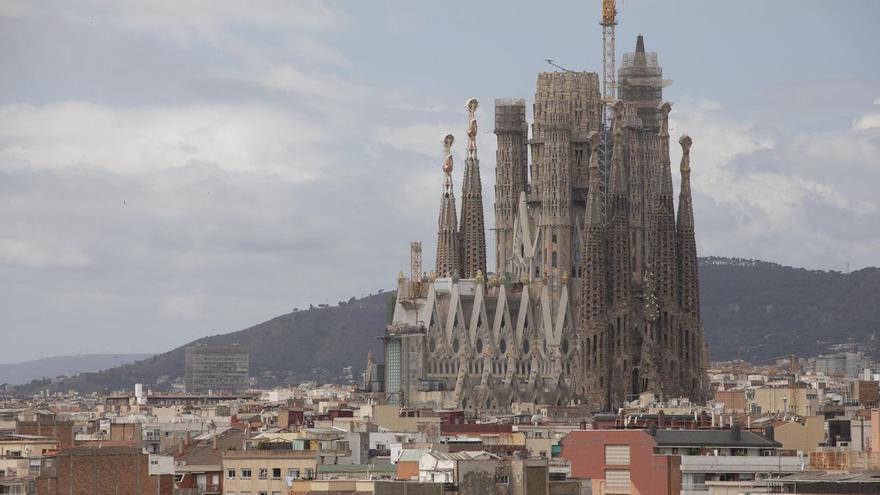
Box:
<box><xmin>381</xmin><ymin>36</ymin><xmax>708</xmax><ymax>412</ymax></box>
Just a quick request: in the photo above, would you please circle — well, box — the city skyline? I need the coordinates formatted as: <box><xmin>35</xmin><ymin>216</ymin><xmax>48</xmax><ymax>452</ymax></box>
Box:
<box><xmin>1</xmin><ymin>0</ymin><xmax>878</xmax><ymax>362</ymax></box>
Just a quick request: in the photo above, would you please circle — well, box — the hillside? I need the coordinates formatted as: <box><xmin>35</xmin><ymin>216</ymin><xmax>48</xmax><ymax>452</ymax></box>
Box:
<box><xmin>15</xmin><ymin>293</ymin><xmax>392</xmax><ymax>395</ymax></box>
<box><xmin>0</xmin><ymin>354</ymin><xmax>152</xmax><ymax>386</ymax></box>
<box><xmin>15</xmin><ymin>258</ymin><xmax>880</xmax><ymax>394</ymax></box>
<box><xmin>699</xmin><ymin>257</ymin><xmax>880</xmax><ymax>362</ymax></box>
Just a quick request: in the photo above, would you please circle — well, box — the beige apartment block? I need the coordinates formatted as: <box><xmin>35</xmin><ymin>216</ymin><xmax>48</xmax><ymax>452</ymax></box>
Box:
<box><xmin>0</xmin><ymin>435</ymin><xmax>57</xmax><ymax>458</ymax></box>
<box><xmin>222</xmin><ymin>450</ymin><xmax>318</xmax><ymax>494</ymax></box>
<box><xmin>754</xmin><ymin>387</ymin><xmax>821</xmax><ymax>417</ymax></box>
<box><xmin>774</xmin><ymin>416</ymin><xmax>826</xmax><ymax>454</ymax></box>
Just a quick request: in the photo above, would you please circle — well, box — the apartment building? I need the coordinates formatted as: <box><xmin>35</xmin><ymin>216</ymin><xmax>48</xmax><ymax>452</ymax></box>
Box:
<box><xmin>221</xmin><ymin>450</ymin><xmax>319</xmax><ymax>495</ymax></box>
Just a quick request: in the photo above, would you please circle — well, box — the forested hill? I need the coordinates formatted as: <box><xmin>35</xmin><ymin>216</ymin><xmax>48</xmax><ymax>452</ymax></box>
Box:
<box><xmin>699</xmin><ymin>257</ymin><xmax>880</xmax><ymax>361</ymax></box>
<box><xmin>14</xmin><ymin>258</ymin><xmax>880</xmax><ymax>394</ymax></box>
<box><xmin>14</xmin><ymin>293</ymin><xmax>392</xmax><ymax>394</ymax></box>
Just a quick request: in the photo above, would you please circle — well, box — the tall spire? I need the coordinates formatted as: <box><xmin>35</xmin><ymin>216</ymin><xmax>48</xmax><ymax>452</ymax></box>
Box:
<box><xmin>585</xmin><ymin>132</ymin><xmax>604</xmax><ymax>229</ymax></box>
<box><xmin>607</xmin><ymin>100</ymin><xmax>631</xmax><ymax>305</ymax></box>
<box><xmin>677</xmin><ymin>134</ymin><xmax>700</xmax><ymax>318</ymax></box>
<box><xmin>459</xmin><ymin>98</ymin><xmax>487</xmax><ymax>279</ymax></box>
<box><xmin>653</xmin><ymin>102</ymin><xmax>678</xmax><ymax>306</ymax></box>
<box><xmin>580</xmin><ymin>131</ymin><xmax>606</xmax><ymax>319</ymax></box>
<box><xmin>577</xmin><ymin>131</ymin><xmax>609</xmax><ymax>407</ymax></box>
<box><xmin>436</xmin><ymin>134</ymin><xmax>461</xmax><ymax>278</ymax></box>
<box><xmin>677</xmin><ymin>135</ymin><xmax>694</xmax><ymax>232</ymax></box>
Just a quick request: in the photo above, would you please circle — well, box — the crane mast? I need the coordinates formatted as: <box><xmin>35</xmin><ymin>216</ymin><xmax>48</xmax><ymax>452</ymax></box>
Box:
<box><xmin>599</xmin><ymin>0</ymin><xmax>617</xmax><ymax>218</ymax></box>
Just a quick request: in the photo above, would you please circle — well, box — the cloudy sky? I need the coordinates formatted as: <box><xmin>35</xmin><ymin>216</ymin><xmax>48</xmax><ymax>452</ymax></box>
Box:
<box><xmin>1</xmin><ymin>1</ymin><xmax>878</xmax><ymax>363</ymax></box>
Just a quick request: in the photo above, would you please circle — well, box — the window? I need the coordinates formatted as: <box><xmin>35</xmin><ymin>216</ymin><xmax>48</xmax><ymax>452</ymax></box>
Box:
<box><xmin>227</xmin><ymin>469</ymin><xmax>236</xmax><ymax>479</ymax></box>
<box><xmin>288</xmin><ymin>468</ymin><xmax>300</xmax><ymax>479</ymax></box>
<box><xmin>259</xmin><ymin>468</ymin><xmax>268</xmax><ymax>479</ymax></box>
<box><xmin>605</xmin><ymin>469</ymin><xmax>631</xmax><ymax>494</ymax></box>
<box><xmin>240</xmin><ymin>468</ymin><xmax>252</xmax><ymax>479</ymax></box>
<box><xmin>272</xmin><ymin>467</ymin><xmax>281</xmax><ymax>479</ymax></box>
<box><xmin>605</xmin><ymin>445</ymin><xmax>631</xmax><ymax>465</ymax></box>
<box><xmin>259</xmin><ymin>492</ymin><xmax>268</xmax><ymax>495</ymax></box>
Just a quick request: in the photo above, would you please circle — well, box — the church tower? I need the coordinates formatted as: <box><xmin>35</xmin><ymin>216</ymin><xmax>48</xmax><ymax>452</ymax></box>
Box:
<box><xmin>435</xmin><ymin>134</ymin><xmax>461</xmax><ymax>278</ymax></box>
<box><xmin>577</xmin><ymin>131</ymin><xmax>609</xmax><ymax>406</ymax></box>
<box><xmin>676</xmin><ymin>134</ymin><xmax>706</xmax><ymax>400</ymax></box>
<box><xmin>530</xmin><ymin>72</ymin><xmax>601</xmax><ymax>282</ymax></box>
<box><xmin>493</xmin><ymin>99</ymin><xmax>528</xmax><ymax>275</ymax></box>
<box><xmin>459</xmin><ymin>99</ymin><xmax>487</xmax><ymax>279</ymax></box>
<box><xmin>618</xmin><ymin>35</ymin><xmax>664</xmax><ymax>130</ymax></box>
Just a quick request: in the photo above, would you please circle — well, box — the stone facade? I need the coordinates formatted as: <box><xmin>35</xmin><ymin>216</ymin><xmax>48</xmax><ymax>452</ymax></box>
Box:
<box><xmin>384</xmin><ymin>36</ymin><xmax>708</xmax><ymax>412</ymax></box>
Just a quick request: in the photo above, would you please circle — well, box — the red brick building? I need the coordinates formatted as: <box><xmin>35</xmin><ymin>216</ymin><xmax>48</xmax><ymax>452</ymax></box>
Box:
<box><xmin>15</xmin><ymin>420</ymin><xmax>75</xmax><ymax>449</ymax></box>
<box><xmin>36</xmin><ymin>446</ymin><xmax>173</xmax><ymax>494</ymax></box>
<box><xmin>561</xmin><ymin>430</ymin><xmax>681</xmax><ymax>494</ymax></box>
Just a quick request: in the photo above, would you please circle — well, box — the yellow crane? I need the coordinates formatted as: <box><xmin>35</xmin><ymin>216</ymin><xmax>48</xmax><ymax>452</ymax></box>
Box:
<box><xmin>601</xmin><ymin>0</ymin><xmax>617</xmax><ymax>102</ymax></box>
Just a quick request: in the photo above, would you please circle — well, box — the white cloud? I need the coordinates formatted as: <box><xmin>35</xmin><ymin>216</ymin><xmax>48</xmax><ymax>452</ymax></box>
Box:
<box><xmin>254</xmin><ymin>65</ymin><xmax>366</xmax><ymax>99</ymax></box>
<box><xmin>0</xmin><ymin>102</ymin><xmax>329</xmax><ymax>181</ymax></box>
<box><xmin>0</xmin><ymin>238</ymin><xmax>92</xmax><ymax>269</ymax></box>
<box><xmin>668</xmin><ymin>96</ymin><xmax>880</xmax><ymax>270</ymax></box>
<box><xmin>6</xmin><ymin>0</ymin><xmax>344</xmax><ymax>43</ymax></box>
<box><xmin>161</xmin><ymin>290</ymin><xmax>290</xmax><ymax>322</ymax></box>
<box><xmin>853</xmin><ymin>113</ymin><xmax>880</xmax><ymax>130</ymax></box>
<box><xmin>851</xmin><ymin>96</ymin><xmax>880</xmax><ymax>130</ymax></box>
<box><xmin>374</xmin><ymin>123</ymin><xmax>456</xmax><ymax>157</ymax></box>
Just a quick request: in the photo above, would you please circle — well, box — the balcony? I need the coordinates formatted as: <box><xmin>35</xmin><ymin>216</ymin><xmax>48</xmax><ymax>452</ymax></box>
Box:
<box><xmin>681</xmin><ymin>482</ymin><xmax>708</xmax><ymax>495</ymax></box>
<box><xmin>223</xmin><ymin>449</ymin><xmax>351</xmax><ymax>460</ymax></box>
<box><xmin>680</xmin><ymin>454</ymin><xmax>806</xmax><ymax>474</ymax></box>
<box><xmin>174</xmin><ymin>485</ymin><xmax>221</xmax><ymax>495</ymax></box>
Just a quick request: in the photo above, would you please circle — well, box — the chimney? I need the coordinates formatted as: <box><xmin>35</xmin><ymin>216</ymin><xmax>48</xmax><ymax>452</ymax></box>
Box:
<box><xmin>732</xmin><ymin>424</ymin><xmax>742</xmax><ymax>441</ymax></box>
<box><xmin>213</xmin><ymin>432</ymin><xmax>218</xmax><ymax>451</ymax></box>
<box><xmin>657</xmin><ymin>410</ymin><xmax>666</xmax><ymax>429</ymax></box>
<box><xmin>579</xmin><ymin>419</ymin><xmax>588</xmax><ymax>430</ymax></box>
<box><xmin>178</xmin><ymin>435</ymin><xmax>184</xmax><ymax>455</ymax></box>
<box><xmin>764</xmin><ymin>426</ymin><xmax>775</xmax><ymax>442</ymax></box>
<box><xmin>184</xmin><ymin>430</ymin><xmax>191</xmax><ymax>447</ymax></box>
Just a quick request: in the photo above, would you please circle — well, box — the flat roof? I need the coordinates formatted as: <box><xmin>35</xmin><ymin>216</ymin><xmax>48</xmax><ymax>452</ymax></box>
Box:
<box><xmin>654</xmin><ymin>430</ymin><xmax>781</xmax><ymax>449</ymax></box>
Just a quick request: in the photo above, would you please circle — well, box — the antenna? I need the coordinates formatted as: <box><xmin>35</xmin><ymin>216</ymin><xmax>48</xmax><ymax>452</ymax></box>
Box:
<box><xmin>545</xmin><ymin>59</ymin><xmax>573</xmax><ymax>72</ymax></box>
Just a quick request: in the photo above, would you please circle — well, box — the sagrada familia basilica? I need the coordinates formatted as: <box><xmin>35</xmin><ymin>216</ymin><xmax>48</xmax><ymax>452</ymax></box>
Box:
<box><xmin>376</xmin><ymin>36</ymin><xmax>709</xmax><ymax>412</ymax></box>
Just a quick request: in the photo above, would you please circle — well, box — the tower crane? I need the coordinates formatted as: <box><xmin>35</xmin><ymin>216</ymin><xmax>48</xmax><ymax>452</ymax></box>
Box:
<box><xmin>599</xmin><ymin>0</ymin><xmax>618</xmax><ymax>219</ymax></box>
